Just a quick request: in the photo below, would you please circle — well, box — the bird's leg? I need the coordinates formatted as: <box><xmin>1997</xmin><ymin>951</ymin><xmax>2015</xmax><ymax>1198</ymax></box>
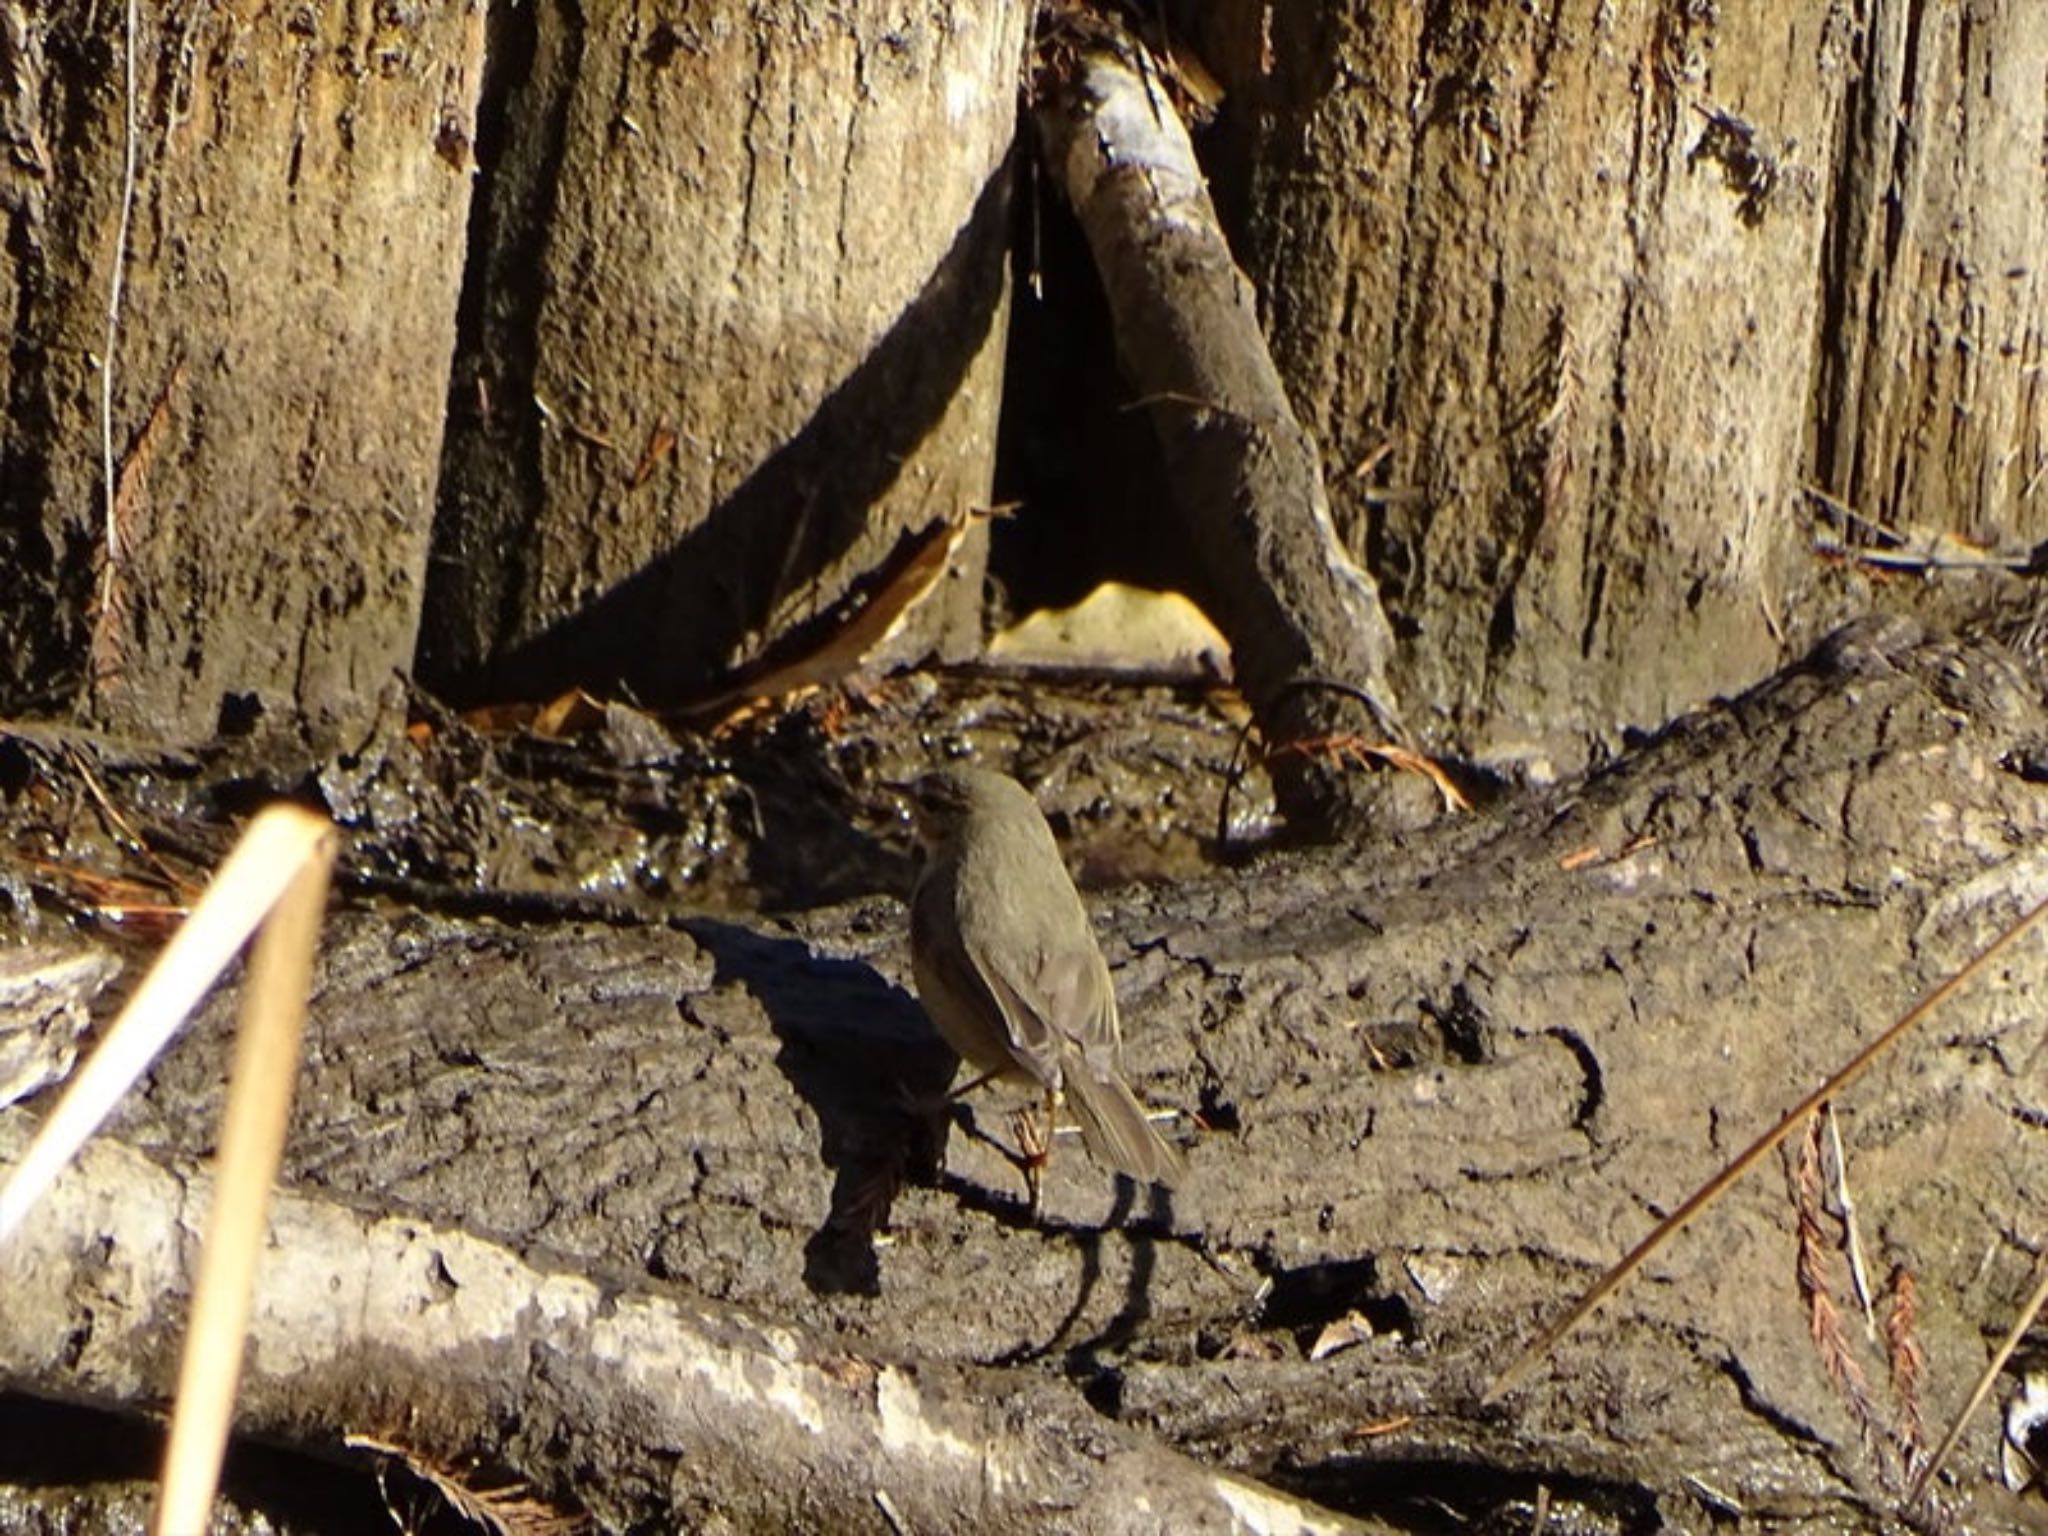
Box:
<box><xmin>1011</xmin><ymin>1086</ymin><xmax>1059</xmax><ymax>1219</ymax></box>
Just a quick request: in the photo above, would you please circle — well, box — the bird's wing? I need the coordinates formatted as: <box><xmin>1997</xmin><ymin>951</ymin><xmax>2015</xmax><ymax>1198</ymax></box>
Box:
<box><xmin>961</xmin><ymin>896</ymin><xmax>1123</xmax><ymax>1086</ymax></box>
<box><xmin>972</xmin><ymin>948</ymin><xmax>1077</xmax><ymax>1086</ymax></box>
<box><xmin>971</xmin><ymin>921</ymin><xmax>1180</xmax><ymax>1182</ymax></box>
<box><xmin>911</xmin><ymin>862</ymin><xmax>1020</xmax><ymax>1078</ymax></box>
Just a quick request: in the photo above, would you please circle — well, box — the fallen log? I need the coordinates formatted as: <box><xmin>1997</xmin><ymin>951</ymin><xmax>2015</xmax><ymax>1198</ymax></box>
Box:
<box><xmin>5</xmin><ymin>616</ymin><xmax>2046</xmax><ymax>1532</ymax></box>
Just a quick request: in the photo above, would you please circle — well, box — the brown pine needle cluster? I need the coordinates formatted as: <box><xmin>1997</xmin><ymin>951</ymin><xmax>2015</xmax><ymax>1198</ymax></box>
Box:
<box><xmin>1793</xmin><ymin>1111</ymin><xmax>1932</xmax><ymax>1494</ymax></box>
<box><xmin>1263</xmin><ymin>733</ymin><xmax>1472</xmax><ymax>814</ymax></box>
<box><xmin>1883</xmin><ymin>1265</ymin><xmax>1929</xmax><ymax>1482</ymax></box>
<box><xmin>1796</xmin><ymin>1112</ymin><xmax>1883</xmax><ymax>1465</ymax></box>
<box><xmin>353</xmin><ymin>1434</ymin><xmax>588</xmax><ymax>1536</ymax></box>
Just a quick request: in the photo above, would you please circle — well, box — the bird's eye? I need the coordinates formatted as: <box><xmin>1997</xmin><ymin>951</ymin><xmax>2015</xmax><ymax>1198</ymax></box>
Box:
<box><xmin>911</xmin><ymin>776</ymin><xmax>965</xmax><ymax>817</ymax></box>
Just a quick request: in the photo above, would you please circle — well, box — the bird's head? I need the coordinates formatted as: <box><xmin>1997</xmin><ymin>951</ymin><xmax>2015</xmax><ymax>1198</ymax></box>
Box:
<box><xmin>900</xmin><ymin>766</ymin><xmax>1025</xmax><ymax>846</ymax></box>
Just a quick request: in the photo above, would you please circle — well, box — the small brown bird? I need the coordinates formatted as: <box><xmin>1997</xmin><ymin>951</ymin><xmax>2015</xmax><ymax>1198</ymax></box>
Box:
<box><xmin>907</xmin><ymin>766</ymin><xmax>1182</xmax><ymax>1208</ymax></box>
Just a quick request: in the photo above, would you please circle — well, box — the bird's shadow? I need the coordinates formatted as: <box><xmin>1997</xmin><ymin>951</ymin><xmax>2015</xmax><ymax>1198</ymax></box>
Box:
<box><xmin>678</xmin><ymin>916</ymin><xmax>954</xmax><ymax>1296</ymax></box>
<box><xmin>677</xmin><ymin>918</ymin><xmax>1181</xmax><ymax>1323</ymax></box>
<box><xmin>986</xmin><ymin>1177</ymin><xmax>1177</xmax><ymax>1382</ymax></box>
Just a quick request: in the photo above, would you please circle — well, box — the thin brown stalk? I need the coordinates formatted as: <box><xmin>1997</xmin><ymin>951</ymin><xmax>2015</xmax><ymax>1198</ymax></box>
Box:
<box><xmin>63</xmin><ymin>739</ymin><xmax>198</xmax><ymax>902</ymax></box>
<box><xmin>1912</xmin><ymin>1251</ymin><xmax>2048</xmax><ymax>1503</ymax></box>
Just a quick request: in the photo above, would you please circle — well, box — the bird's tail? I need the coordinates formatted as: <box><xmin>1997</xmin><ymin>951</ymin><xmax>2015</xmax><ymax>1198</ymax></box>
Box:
<box><xmin>1063</xmin><ymin>1065</ymin><xmax>1184</xmax><ymax>1185</ymax></box>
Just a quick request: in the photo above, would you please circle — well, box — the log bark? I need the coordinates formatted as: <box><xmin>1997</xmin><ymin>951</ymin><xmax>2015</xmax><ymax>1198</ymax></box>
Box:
<box><xmin>6</xmin><ymin>617</ymin><xmax>2048</xmax><ymax>1531</ymax></box>
<box><xmin>1037</xmin><ymin>42</ymin><xmax>1412</xmax><ymax>836</ymax></box>
<box><xmin>0</xmin><ymin>1124</ymin><xmax>1380</xmax><ymax>1535</ymax></box>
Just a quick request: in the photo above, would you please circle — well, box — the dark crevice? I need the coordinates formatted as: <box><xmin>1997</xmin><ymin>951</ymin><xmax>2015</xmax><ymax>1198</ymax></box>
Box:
<box><xmin>1421</xmin><ymin>981</ymin><xmax>1493</xmax><ymax>1065</ymax></box>
<box><xmin>1717</xmin><ymin>1353</ymin><xmax>1835</xmax><ymax>1453</ymax></box>
<box><xmin>1251</xmin><ymin>1253</ymin><xmax>1414</xmax><ymax>1345</ymax></box>
<box><xmin>1580</xmin><ymin>558</ymin><xmax>1608</xmax><ymax>659</ymax></box>
<box><xmin>416</xmin><ymin>0</ymin><xmax>582</xmax><ymax>698</ymax></box>
<box><xmin>0</xmin><ymin>1392</ymin><xmax>412</xmax><ymax>1534</ymax></box>
<box><xmin>993</xmin><ymin>139</ymin><xmax>1191</xmax><ymax>616</ymax></box>
<box><xmin>1546</xmin><ymin>1025</ymin><xmax>1605</xmax><ymax>1129</ymax></box>
<box><xmin>1276</xmin><ymin>1456</ymin><xmax>1667</xmax><ymax>1535</ymax></box>
<box><xmin>0</xmin><ymin>11</ymin><xmax>112</xmax><ymax>708</ymax></box>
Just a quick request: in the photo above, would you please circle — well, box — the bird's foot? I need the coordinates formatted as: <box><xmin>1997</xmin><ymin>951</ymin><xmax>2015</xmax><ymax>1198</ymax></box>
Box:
<box><xmin>1011</xmin><ymin>1107</ymin><xmax>1051</xmax><ymax>1220</ymax></box>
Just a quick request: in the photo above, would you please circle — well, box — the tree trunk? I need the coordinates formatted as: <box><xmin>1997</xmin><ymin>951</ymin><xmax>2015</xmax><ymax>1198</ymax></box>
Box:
<box><xmin>0</xmin><ymin>2</ymin><xmax>484</xmax><ymax>740</ymax></box>
<box><xmin>2</xmin><ymin>1</ymin><xmax>1027</xmax><ymax>740</ymax></box>
<box><xmin>1197</xmin><ymin>0</ymin><xmax>2047</xmax><ymax>778</ymax></box>
<box><xmin>419</xmin><ymin>1</ymin><xmax>1030</xmax><ymax>708</ymax></box>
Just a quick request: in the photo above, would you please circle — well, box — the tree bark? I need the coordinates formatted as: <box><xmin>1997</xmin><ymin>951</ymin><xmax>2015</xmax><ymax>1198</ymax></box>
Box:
<box><xmin>1816</xmin><ymin>3</ymin><xmax>2048</xmax><ymax>551</ymax></box>
<box><xmin>420</xmin><ymin>1</ymin><xmax>1030</xmax><ymax>708</ymax></box>
<box><xmin>1197</xmin><ymin>1</ymin><xmax>2048</xmax><ymax>780</ymax></box>
<box><xmin>7</xmin><ymin>617</ymin><xmax>2046</xmax><ymax>1531</ymax></box>
<box><xmin>0</xmin><ymin>2</ymin><xmax>484</xmax><ymax>740</ymax></box>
